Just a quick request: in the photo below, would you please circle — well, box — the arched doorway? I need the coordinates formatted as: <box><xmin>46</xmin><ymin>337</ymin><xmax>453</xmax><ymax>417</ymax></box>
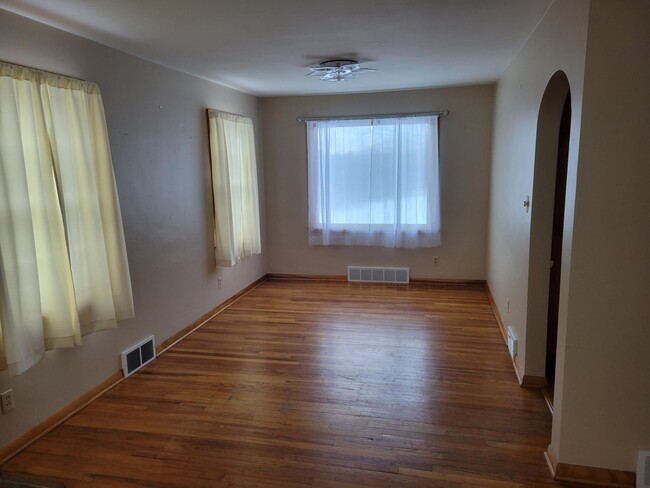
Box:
<box><xmin>525</xmin><ymin>71</ymin><xmax>571</xmax><ymax>407</ymax></box>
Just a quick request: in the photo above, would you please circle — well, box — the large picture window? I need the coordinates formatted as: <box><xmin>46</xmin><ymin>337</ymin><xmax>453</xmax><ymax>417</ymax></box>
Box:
<box><xmin>307</xmin><ymin>115</ymin><xmax>441</xmax><ymax>248</ymax></box>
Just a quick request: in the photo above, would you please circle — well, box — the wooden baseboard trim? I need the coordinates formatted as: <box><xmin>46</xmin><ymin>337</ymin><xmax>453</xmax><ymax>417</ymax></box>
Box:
<box><xmin>0</xmin><ymin>274</ymin><xmax>269</xmax><ymax>467</ymax></box>
<box><xmin>485</xmin><ymin>284</ymin><xmax>508</xmax><ymax>344</ymax></box>
<box><xmin>268</xmin><ymin>273</ymin><xmax>485</xmax><ymax>287</ymax></box>
<box><xmin>156</xmin><ymin>273</ymin><xmax>268</xmax><ymax>355</ymax></box>
<box><xmin>485</xmin><ymin>284</ymin><xmax>552</xmax><ymax>393</ymax></box>
<box><xmin>0</xmin><ymin>370</ymin><xmax>124</xmax><ymax>466</ymax></box>
<box><xmin>409</xmin><ymin>277</ymin><xmax>486</xmax><ymax>287</ymax></box>
<box><xmin>541</xmin><ymin>384</ymin><xmax>554</xmax><ymax>414</ymax></box>
<box><xmin>545</xmin><ymin>446</ymin><xmax>635</xmax><ymax>487</ymax></box>
<box><xmin>521</xmin><ymin>374</ymin><xmax>547</xmax><ymax>388</ymax></box>
<box><xmin>267</xmin><ymin>273</ymin><xmax>347</xmax><ymax>282</ymax></box>
<box><xmin>512</xmin><ymin>354</ymin><xmax>524</xmax><ymax>384</ymax></box>
<box><xmin>544</xmin><ymin>445</ymin><xmax>558</xmax><ymax>477</ymax></box>
<box><xmin>486</xmin><ymin>284</ymin><xmax>528</xmax><ymax>387</ymax></box>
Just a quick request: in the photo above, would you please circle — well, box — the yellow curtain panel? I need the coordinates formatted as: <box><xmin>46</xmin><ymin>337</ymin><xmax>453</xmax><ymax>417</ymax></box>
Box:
<box><xmin>207</xmin><ymin>110</ymin><xmax>261</xmax><ymax>267</ymax></box>
<box><xmin>0</xmin><ymin>62</ymin><xmax>134</xmax><ymax>375</ymax></box>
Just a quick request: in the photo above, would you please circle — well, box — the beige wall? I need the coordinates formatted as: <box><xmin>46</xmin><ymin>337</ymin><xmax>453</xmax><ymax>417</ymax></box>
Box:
<box><xmin>553</xmin><ymin>0</ymin><xmax>650</xmax><ymax>471</ymax></box>
<box><xmin>0</xmin><ymin>9</ymin><xmax>266</xmax><ymax>448</ymax></box>
<box><xmin>488</xmin><ymin>0</ymin><xmax>650</xmax><ymax>473</ymax></box>
<box><xmin>261</xmin><ymin>86</ymin><xmax>494</xmax><ymax>280</ymax></box>
<box><xmin>487</xmin><ymin>0</ymin><xmax>589</xmax><ymax>381</ymax></box>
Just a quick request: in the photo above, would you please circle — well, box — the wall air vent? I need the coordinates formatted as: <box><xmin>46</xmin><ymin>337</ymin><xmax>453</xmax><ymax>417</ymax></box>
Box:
<box><xmin>121</xmin><ymin>335</ymin><xmax>156</xmax><ymax>377</ymax></box>
<box><xmin>507</xmin><ymin>326</ymin><xmax>518</xmax><ymax>360</ymax></box>
<box><xmin>347</xmin><ymin>266</ymin><xmax>409</xmax><ymax>284</ymax></box>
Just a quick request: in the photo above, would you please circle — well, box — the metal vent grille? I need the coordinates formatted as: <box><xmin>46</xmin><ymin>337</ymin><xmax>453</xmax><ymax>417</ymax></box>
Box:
<box><xmin>121</xmin><ymin>335</ymin><xmax>156</xmax><ymax>377</ymax></box>
<box><xmin>347</xmin><ymin>266</ymin><xmax>409</xmax><ymax>284</ymax></box>
<box><xmin>507</xmin><ymin>326</ymin><xmax>518</xmax><ymax>360</ymax></box>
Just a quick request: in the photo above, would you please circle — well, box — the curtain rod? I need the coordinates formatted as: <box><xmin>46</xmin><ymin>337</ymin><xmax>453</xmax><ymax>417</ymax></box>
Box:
<box><xmin>0</xmin><ymin>58</ymin><xmax>86</xmax><ymax>83</ymax></box>
<box><xmin>206</xmin><ymin>108</ymin><xmax>248</xmax><ymax>118</ymax></box>
<box><xmin>296</xmin><ymin>110</ymin><xmax>449</xmax><ymax>123</ymax></box>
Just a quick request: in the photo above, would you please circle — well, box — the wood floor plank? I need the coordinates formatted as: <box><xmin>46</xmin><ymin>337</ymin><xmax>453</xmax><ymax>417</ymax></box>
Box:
<box><xmin>2</xmin><ymin>280</ymin><xmax>587</xmax><ymax>487</ymax></box>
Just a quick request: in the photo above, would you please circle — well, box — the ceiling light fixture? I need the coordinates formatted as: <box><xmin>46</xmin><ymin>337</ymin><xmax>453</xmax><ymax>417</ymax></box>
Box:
<box><xmin>306</xmin><ymin>59</ymin><xmax>376</xmax><ymax>82</ymax></box>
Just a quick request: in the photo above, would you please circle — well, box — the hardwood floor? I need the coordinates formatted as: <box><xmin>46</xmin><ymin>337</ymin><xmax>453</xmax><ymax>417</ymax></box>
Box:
<box><xmin>3</xmin><ymin>280</ymin><xmax>585</xmax><ymax>487</ymax></box>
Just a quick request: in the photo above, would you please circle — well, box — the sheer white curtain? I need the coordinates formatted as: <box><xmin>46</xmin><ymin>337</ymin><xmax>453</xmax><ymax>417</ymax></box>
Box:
<box><xmin>207</xmin><ymin>110</ymin><xmax>261</xmax><ymax>267</ymax></box>
<box><xmin>307</xmin><ymin>115</ymin><xmax>441</xmax><ymax>248</ymax></box>
<box><xmin>0</xmin><ymin>62</ymin><xmax>133</xmax><ymax>375</ymax></box>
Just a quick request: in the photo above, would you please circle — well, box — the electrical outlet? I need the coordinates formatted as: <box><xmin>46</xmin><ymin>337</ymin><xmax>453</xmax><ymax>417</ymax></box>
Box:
<box><xmin>217</xmin><ymin>277</ymin><xmax>222</xmax><ymax>289</ymax></box>
<box><xmin>432</xmin><ymin>256</ymin><xmax>439</xmax><ymax>266</ymax></box>
<box><xmin>1</xmin><ymin>389</ymin><xmax>15</xmax><ymax>414</ymax></box>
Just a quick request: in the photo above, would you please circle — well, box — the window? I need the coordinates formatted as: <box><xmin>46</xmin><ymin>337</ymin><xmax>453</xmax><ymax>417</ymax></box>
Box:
<box><xmin>0</xmin><ymin>62</ymin><xmax>134</xmax><ymax>375</ymax></box>
<box><xmin>307</xmin><ymin>115</ymin><xmax>441</xmax><ymax>248</ymax></box>
<box><xmin>207</xmin><ymin>110</ymin><xmax>261</xmax><ymax>267</ymax></box>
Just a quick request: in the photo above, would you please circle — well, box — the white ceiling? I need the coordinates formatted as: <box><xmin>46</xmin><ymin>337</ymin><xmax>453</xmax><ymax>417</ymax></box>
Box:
<box><xmin>0</xmin><ymin>0</ymin><xmax>553</xmax><ymax>96</ymax></box>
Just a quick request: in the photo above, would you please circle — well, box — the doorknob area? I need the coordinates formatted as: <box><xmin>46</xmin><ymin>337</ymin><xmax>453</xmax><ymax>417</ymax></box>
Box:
<box><xmin>523</xmin><ymin>195</ymin><xmax>530</xmax><ymax>212</ymax></box>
